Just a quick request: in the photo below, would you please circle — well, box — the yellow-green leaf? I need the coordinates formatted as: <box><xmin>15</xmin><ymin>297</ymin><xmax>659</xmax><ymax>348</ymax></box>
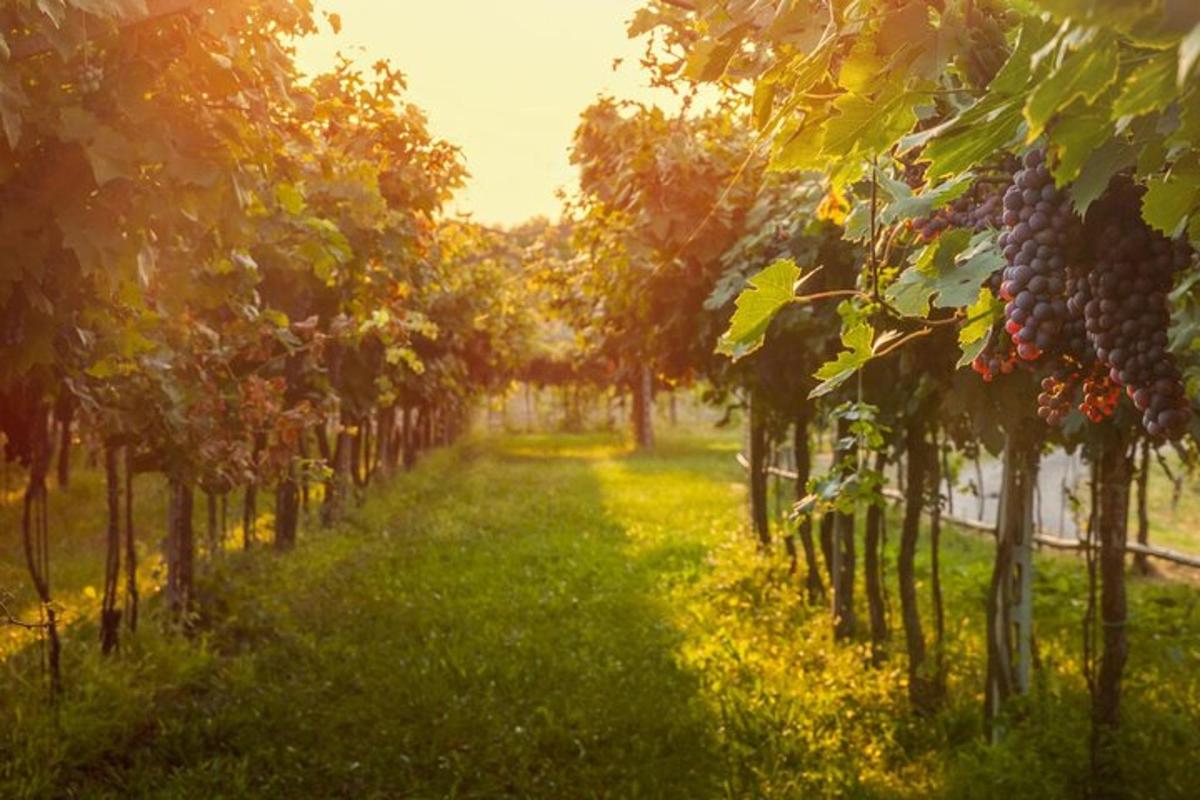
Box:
<box><xmin>717</xmin><ymin>259</ymin><xmax>806</xmax><ymax>360</ymax></box>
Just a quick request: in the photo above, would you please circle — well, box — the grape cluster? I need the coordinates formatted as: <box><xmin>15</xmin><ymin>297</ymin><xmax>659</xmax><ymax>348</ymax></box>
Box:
<box><xmin>1037</xmin><ymin>361</ymin><xmax>1119</xmax><ymax>426</ymax></box>
<box><xmin>910</xmin><ymin>183</ymin><xmax>1004</xmax><ymax>242</ymax></box>
<box><xmin>962</xmin><ymin>152</ymin><xmax>1195</xmax><ymax>438</ymax></box>
<box><xmin>1081</xmin><ymin>367</ymin><xmax>1121</xmax><ymax>422</ymax></box>
<box><xmin>1037</xmin><ymin>372</ymin><xmax>1075</xmax><ymax>426</ymax></box>
<box><xmin>971</xmin><ymin>333</ymin><xmax>1017</xmax><ymax>382</ymax></box>
<box><xmin>997</xmin><ymin>150</ymin><xmax>1080</xmax><ymax>362</ymax></box>
<box><xmin>76</xmin><ymin>63</ymin><xmax>104</xmax><ymax>95</ymax></box>
<box><xmin>1079</xmin><ymin>180</ymin><xmax>1193</xmax><ymax>438</ymax></box>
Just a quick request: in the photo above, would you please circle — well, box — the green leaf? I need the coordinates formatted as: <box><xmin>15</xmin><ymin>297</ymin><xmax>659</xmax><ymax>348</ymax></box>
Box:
<box><xmin>879</xmin><ymin>173</ymin><xmax>973</xmax><ymax>226</ymax></box>
<box><xmin>821</xmin><ymin>89</ymin><xmax>917</xmax><ymax>162</ymax></box>
<box><xmin>1069</xmin><ymin>138</ymin><xmax>1136</xmax><ymax>214</ymax></box>
<box><xmin>920</xmin><ymin>95</ymin><xmax>1024</xmax><ymax>180</ymax></box>
<box><xmin>810</xmin><ymin>321</ymin><xmax>874</xmax><ymax>399</ymax></box>
<box><xmin>1112</xmin><ymin>47</ymin><xmax>1177</xmax><ymax>119</ymax></box>
<box><xmin>770</xmin><ymin>115</ymin><xmax>827</xmax><ymax>172</ymax></box>
<box><xmin>1047</xmin><ymin>106</ymin><xmax>1113</xmax><ymax>185</ymax></box>
<box><xmin>716</xmin><ymin>259</ymin><xmax>806</xmax><ymax>360</ymax></box>
<box><xmin>59</xmin><ymin>107</ymin><xmax>138</xmax><ymax>185</ymax></box>
<box><xmin>886</xmin><ymin>267</ymin><xmax>937</xmax><ymax>318</ymax></box>
<box><xmin>752</xmin><ymin>81</ymin><xmax>775</xmax><ymax>131</ymax></box>
<box><xmin>1024</xmin><ymin>34</ymin><xmax>1119</xmax><ymax>140</ymax></box>
<box><xmin>957</xmin><ymin>286</ymin><xmax>1003</xmax><ymax>368</ymax></box>
<box><xmin>989</xmin><ymin>18</ymin><xmax>1054</xmax><ymax>96</ymax></box>
<box><xmin>884</xmin><ymin>229</ymin><xmax>974</xmax><ymax>316</ymax></box>
<box><xmin>275</xmin><ymin>182</ymin><xmax>307</xmax><ymax>215</ymax></box>
<box><xmin>948</xmin><ymin>232</ymin><xmax>1006</xmax><ymax>308</ymax></box>
<box><xmin>838</xmin><ymin>37</ymin><xmax>884</xmax><ymax>93</ymax></box>
<box><xmin>1142</xmin><ymin>169</ymin><xmax>1200</xmax><ymax>237</ymax></box>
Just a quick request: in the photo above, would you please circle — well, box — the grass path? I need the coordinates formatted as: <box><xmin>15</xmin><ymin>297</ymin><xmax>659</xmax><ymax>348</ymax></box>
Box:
<box><xmin>5</xmin><ymin>432</ymin><xmax>1200</xmax><ymax>798</ymax></box>
<box><xmin>8</xmin><ymin>434</ymin><xmax>744</xmax><ymax>798</ymax></box>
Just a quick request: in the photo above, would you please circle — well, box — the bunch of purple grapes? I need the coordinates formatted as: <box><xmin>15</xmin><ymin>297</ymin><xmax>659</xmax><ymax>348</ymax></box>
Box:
<box><xmin>1036</xmin><ymin>267</ymin><xmax>1104</xmax><ymax>425</ymax></box>
<box><xmin>971</xmin><ymin>333</ymin><xmax>1018</xmax><ymax>383</ymax></box>
<box><xmin>997</xmin><ymin>150</ymin><xmax>1080</xmax><ymax>362</ymax></box>
<box><xmin>1079</xmin><ymin>179</ymin><xmax>1194</xmax><ymax>438</ymax></box>
<box><xmin>910</xmin><ymin>183</ymin><xmax>1004</xmax><ymax>243</ymax></box>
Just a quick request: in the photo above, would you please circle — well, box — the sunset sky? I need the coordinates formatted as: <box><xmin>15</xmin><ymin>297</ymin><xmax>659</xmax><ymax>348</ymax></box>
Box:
<box><xmin>296</xmin><ymin>1</ymin><xmax>686</xmax><ymax>227</ymax></box>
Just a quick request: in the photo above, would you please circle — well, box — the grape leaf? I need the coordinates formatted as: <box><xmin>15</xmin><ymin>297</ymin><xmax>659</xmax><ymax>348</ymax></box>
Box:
<box><xmin>752</xmin><ymin>80</ymin><xmax>775</xmax><ymax>131</ymax></box>
<box><xmin>275</xmin><ymin>183</ymin><xmax>307</xmax><ymax>215</ymax></box>
<box><xmin>1069</xmin><ymin>139</ymin><xmax>1136</xmax><ymax>214</ymax></box>
<box><xmin>821</xmin><ymin>89</ymin><xmax>917</xmax><ymax>164</ymax></box>
<box><xmin>957</xmin><ymin>286</ymin><xmax>1002</xmax><ymax>368</ymax></box>
<box><xmin>685</xmin><ymin>38</ymin><xmax>738</xmax><ymax>82</ymax></box>
<box><xmin>919</xmin><ymin>95</ymin><xmax>1024</xmax><ymax>180</ymax></box>
<box><xmin>1048</xmin><ymin>105</ymin><xmax>1112</xmax><ymax>185</ymax></box>
<box><xmin>1112</xmin><ymin>48</ymin><xmax>1176</xmax><ymax>120</ymax></box>
<box><xmin>1143</xmin><ymin>168</ymin><xmax>1200</xmax><ymax>238</ymax></box>
<box><xmin>770</xmin><ymin>115</ymin><xmax>827</xmax><ymax>173</ymax></box>
<box><xmin>810</xmin><ymin>321</ymin><xmax>875</xmax><ymax>399</ymax></box>
<box><xmin>879</xmin><ymin>173</ymin><xmax>973</xmax><ymax>226</ymax></box>
<box><xmin>884</xmin><ymin>229</ymin><xmax>972</xmax><ymax>317</ymax></box>
<box><xmin>716</xmin><ymin>259</ymin><xmax>807</xmax><ymax>360</ymax></box>
<box><xmin>988</xmin><ymin>18</ymin><xmax>1054</xmax><ymax>96</ymax></box>
<box><xmin>1024</xmin><ymin>35</ymin><xmax>1119</xmax><ymax>140</ymax></box>
<box><xmin>947</xmin><ymin>232</ymin><xmax>1005</xmax><ymax>308</ymax></box>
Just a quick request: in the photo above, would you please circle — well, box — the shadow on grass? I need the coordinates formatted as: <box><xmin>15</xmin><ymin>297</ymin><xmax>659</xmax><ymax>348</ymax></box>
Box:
<box><xmin>36</xmin><ymin>435</ymin><xmax>724</xmax><ymax>799</ymax></box>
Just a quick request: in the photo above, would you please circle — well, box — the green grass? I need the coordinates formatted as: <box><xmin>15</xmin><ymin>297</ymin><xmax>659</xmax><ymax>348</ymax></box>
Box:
<box><xmin>2</xmin><ymin>430</ymin><xmax>1199</xmax><ymax>798</ymax></box>
<box><xmin>1143</xmin><ymin>454</ymin><xmax>1200</xmax><ymax>554</ymax></box>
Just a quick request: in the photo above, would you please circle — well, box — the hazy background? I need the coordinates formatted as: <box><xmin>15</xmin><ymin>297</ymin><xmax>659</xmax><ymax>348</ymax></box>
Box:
<box><xmin>296</xmin><ymin>0</ymin><xmax>689</xmax><ymax>226</ymax></box>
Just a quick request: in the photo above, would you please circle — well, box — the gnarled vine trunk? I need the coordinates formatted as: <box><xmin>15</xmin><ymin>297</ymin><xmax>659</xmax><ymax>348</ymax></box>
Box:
<box><xmin>100</xmin><ymin>444</ymin><xmax>123</xmax><ymax>655</ymax></box>
<box><xmin>351</xmin><ymin>414</ymin><xmax>373</xmax><ymax>489</ymax></box>
<box><xmin>899</xmin><ymin>415</ymin><xmax>935</xmax><ymax>711</ymax></box>
<box><xmin>242</xmin><ymin>432</ymin><xmax>265</xmax><ymax>549</ymax></box>
<box><xmin>124</xmin><ymin>448</ymin><xmax>139</xmax><ymax>633</ymax></box>
<box><xmin>985</xmin><ymin>423</ymin><xmax>1039</xmax><ymax>737</ymax></box>
<box><xmin>402</xmin><ymin>404</ymin><xmax>417</xmax><ymax>470</ymax></box>
<box><xmin>819</xmin><ymin>512</ymin><xmax>835</xmax><ymax>586</ymax></box>
<box><xmin>275</xmin><ymin>461</ymin><xmax>300</xmax><ymax>552</ymax></box>
<box><xmin>1134</xmin><ymin>439</ymin><xmax>1151</xmax><ymax>576</ymax></box>
<box><xmin>21</xmin><ymin>402</ymin><xmax>60</xmax><ymax>693</ymax></box>
<box><xmin>747</xmin><ymin>391</ymin><xmax>771</xmax><ymax>548</ymax></box>
<box><xmin>631</xmin><ymin>365</ymin><xmax>654</xmax><ymax>449</ymax></box>
<box><xmin>205</xmin><ymin>490</ymin><xmax>220</xmax><ymax>556</ymax></box>
<box><xmin>793</xmin><ymin>407</ymin><xmax>824</xmax><ymax>603</ymax></box>
<box><xmin>1090</xmin><ymin>431</ymin><xmax>1133</xmax><ymax>794</ymax></box>
<box><xmin>54</xmin><ymin>390</ymin><xmax>72</xmax><ymax>489</ymax></box>
<box><xmin>929</xmin><ymin>432</ymin><xmax>946</xmax><ymax>696</ymax></box>
<box><xmin>322</xmin><ymin>414</ymin><xmax>354</xmax><ymax>527</ymax></box>
<box><xmin>865</xmin><ymin>449</ymin><xmax>889</xmax><ymax>663</ymax></box>
<box><xmin>379</xmin><ymin>403</ymin><xmax>399</xmax><ymax>475</ymax></box>
<box><xmin>831</xmin><ymin>417</ymin><xmax>856</xmax><ymax>641</ymax></box>
<box><xmin>165</xmin><ymin>476</ymin><xmax>195</xmax><ymax>624</ymax></box>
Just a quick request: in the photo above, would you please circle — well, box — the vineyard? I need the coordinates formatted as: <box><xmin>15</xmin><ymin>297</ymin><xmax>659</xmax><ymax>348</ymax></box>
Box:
<box><xmin>3</xmin><ymin>0</ymin><xmax>1200</xmax><ymax>798</ymax></box>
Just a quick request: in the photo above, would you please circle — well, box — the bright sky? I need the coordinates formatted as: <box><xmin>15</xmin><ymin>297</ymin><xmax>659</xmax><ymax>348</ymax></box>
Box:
<box><xmin>295</xmin><ymin>1</ymin><xmax>685</xmax><ymax>227</ymax></box>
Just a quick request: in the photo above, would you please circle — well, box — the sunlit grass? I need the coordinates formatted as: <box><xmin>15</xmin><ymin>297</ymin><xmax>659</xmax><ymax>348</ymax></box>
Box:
<box><xmin>0</xmin><ymin>465</ymin><xmax>289</xmax><ymax>660</ymax></box>
<box><xmin>1</xmin><ymin>430</ymin><xmax>1198</xmax><ymax>798</ymax></box>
